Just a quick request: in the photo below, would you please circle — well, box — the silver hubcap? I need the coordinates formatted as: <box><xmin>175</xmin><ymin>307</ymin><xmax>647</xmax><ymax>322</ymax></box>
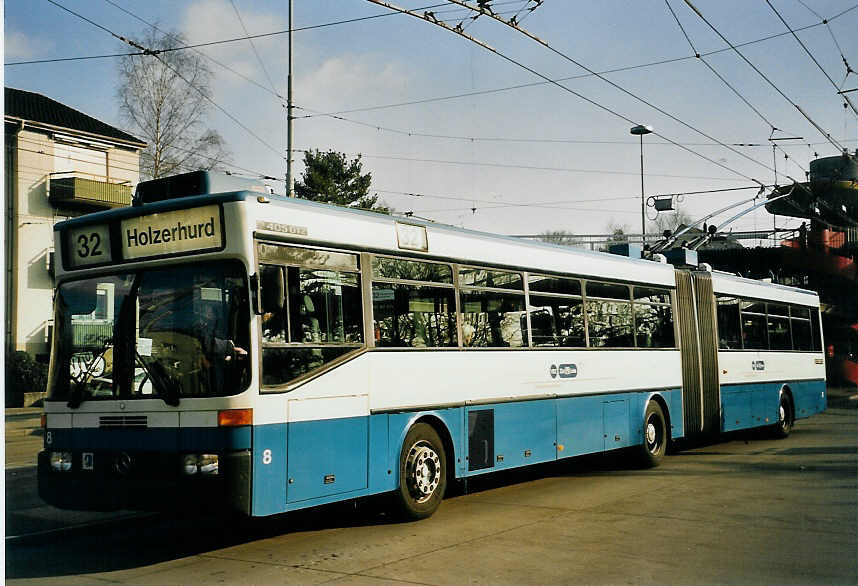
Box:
<box><xmin>646</xmin><ymin>422</ymin><xmax>657</xmax><ymax>445</ymax></box>
<box><xmin>406</xmin><ymin>442</ymin><xmax>440</xmax><ymax>503</ymax></box>
<box><xmin>779</xmin><ymin>404</ymin><xmax>786</xmax><ymax>423</ymax></box>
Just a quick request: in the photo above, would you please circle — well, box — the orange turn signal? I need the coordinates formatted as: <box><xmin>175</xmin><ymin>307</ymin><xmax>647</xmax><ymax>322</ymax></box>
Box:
<box><xmin>41</xmin><ymin>414</ymin><xmax>47</xmax><ymax>429</ymax></box>
<box><xmin>218</xmin><ymin>408</ymin><xmax>252</xmax><ymax>427</ymax></box>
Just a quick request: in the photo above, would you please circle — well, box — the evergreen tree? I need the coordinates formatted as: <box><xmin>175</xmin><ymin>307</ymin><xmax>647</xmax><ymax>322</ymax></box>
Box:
<box><xmin>295</xmin><ymin>150</ymin><xmax>389</xmax><ymax>213</ymax></box>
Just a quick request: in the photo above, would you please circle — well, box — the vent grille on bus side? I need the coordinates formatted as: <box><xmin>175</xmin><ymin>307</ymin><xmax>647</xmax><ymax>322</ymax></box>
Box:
<box><xmin>99</xmin><ymin>415</ymin><xmax>148</xmax><ymax>428</ymax></box>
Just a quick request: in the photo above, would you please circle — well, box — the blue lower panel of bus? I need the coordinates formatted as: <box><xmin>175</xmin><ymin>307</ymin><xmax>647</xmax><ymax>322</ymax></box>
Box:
<box><xmin>246</xmin><ymin>382</ymin><xmax>826</xmax><ymax>516</ymax></box>
<box><xmin>720</xmin><ymin>379</ymin><xmax>826</xmax><ymax>433</ymax></box>
<box><xmin>252</xmin><ymin>416</ymin><xmax>391</xmax><ymax>516</ymax></box>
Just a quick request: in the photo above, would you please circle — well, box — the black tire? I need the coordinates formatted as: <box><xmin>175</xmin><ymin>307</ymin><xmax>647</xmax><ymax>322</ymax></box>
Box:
<box><xmin>638</xmin><ymin>401</ymin><xmax>667</xmax><ymax>468</ymax></box>
<box><xmin>395</xmin><ymin>423</ymin><xmax>447</xmax><ymax>520</ymax></box>
<box><xmin>771</xmin><ymin>392</ymin><xmax>794</xmax><ymax>439</ymax></box>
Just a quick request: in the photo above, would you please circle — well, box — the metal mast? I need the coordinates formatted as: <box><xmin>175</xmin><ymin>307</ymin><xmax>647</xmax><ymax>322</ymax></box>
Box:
<box><xmin>286</xmin><ymin>0</ymin><xmax>295</xmax><ymax>197</ymax></box>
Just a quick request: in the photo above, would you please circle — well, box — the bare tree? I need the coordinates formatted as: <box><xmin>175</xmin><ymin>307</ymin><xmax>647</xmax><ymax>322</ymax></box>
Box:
<box><xmin>117</xmin><ymin>29</ymin><xmax>229</xmax><ymax>180</ymax></box>
<box><xmin>649</xmin><ymin>205</ymin><xmax>694</xmax><ymax>237</ymax></box>
<box><xmin>537</xmin><ymin>230</ymin><xmax>583</xmax><ymax>247</ymax></box>
<box><xmin>605</xmin><ymin>221</ymin><xmax>630</xmax><ymax>243</ymax></box>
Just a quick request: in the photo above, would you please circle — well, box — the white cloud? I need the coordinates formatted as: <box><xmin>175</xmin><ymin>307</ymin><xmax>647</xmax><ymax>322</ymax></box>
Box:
<box><xmin>5</xmin><ymin>31</ymin><xmax>53</xmax><ymax>60</ymax></box>
<box><xmin>298</xmin><ymin>55</ymin><xmax>414</xmax><ymax>113</ymax></box>
<box><xmin>181</xmin><ymin>0</ymin><xmax>288</xmax><ymax>89</ymax></box>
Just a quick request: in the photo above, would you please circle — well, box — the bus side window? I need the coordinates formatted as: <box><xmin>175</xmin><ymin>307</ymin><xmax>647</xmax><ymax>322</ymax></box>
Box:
<box><xmin>372</xmin><ymin>283</ymin><xmax>457</xmax><ymax>348</ymax></box>
<box><xmin>633</xmin><ymin>286</ymin><xmax>674</xmax><ymax>348</ymax></box>
<box><xmin>716</xmin><ymin>296</ymin><xmax>741</xmax><ymax>350</ymax></box>
<box><xmin>790</xmin><ymin>305</ymin><xmax>813</xmax><ymax>351</ymax></box>
<box><xmin>810</xmin><ymin>307</ymin><xmax>823</xmax><ymax>352</ymax></box>
<box><xmin>585</xmin><ymin>281</ymin><xmax>633</xmax><ymax>348</ymax></box>
<box><xmin>527</xmin><ymin>296</ymin><xmax>585</xmax><ymax>347</ymax></box>
<box><xmin>259</xmin><ymin>264</ymin><xmax>287</xmax><ymax>343</ymax></box>
<box><xmin>740</xmin><ymin>300</ymin><xmax>769</xmax><ymax>350</ymax></box>
<box><xmin>527</xmin><ymin>275</ymin><xmax>585</xmax><ymax>348</ymax></box>
<box><xmin>460</xmin><ymin>290</ymin><xmax>526</xmax><ymax>348</ymax></box>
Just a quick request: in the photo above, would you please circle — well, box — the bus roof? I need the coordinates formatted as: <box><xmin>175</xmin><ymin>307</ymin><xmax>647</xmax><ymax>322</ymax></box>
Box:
<box><xmin>53</xmin><ymin>187</ymin><xmax>820</xmax><ymax>301</ymax></box>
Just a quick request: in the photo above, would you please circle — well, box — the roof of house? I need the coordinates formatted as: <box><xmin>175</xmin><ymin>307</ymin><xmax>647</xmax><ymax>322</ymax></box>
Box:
<box><xmin>4</xmin><ymin>87</ymin><xmax>145</xmax><ymax>147</ymax></box>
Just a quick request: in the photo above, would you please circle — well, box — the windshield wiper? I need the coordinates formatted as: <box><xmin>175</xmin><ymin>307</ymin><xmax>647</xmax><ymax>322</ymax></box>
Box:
<box><xmin>136</xmin><ymin>354</ymin><xmax>181</xmax><ymax>407</ymax></box>
<box><xmin>66</xmin><ymin>338</ymin><xmax>112</xmax><ymax>410</ymax></box>
<box><xmin>67</xmin><ymin>380</ymin><xmax>90</xmax><ymax>409</ymax></box>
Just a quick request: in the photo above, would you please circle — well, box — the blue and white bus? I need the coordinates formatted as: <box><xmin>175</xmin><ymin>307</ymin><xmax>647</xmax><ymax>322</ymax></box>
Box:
<box><xmin>39</xmin><ymin>171</ymin><xmax>827</xmax><ymax>519</ymax></box>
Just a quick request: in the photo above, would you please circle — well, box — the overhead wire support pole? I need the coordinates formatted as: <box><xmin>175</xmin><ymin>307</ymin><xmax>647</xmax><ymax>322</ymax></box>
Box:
<box><xmin>287</xmin><ymin>0</ymin><xmax>295</xmax><ymax>197</ymax></box>
<box><xmin>365</xmin><ymin>0</ymin><xmax>763</xmax><ymax>186</ymax></box>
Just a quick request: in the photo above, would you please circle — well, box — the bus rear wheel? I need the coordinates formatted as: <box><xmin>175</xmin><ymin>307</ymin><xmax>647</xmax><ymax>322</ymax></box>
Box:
<box><xmin>771</xmin><ymin>392</ymin><xmax>794</xmax><ymax>439</ymax></box>
<box><xmin>395</xmin><ymin>423</ymin><xmax>447</xmax><ymax>520</ymax></box>
<box><xmin>637</xmin><ymin>401</ymin><xmax>667</xmax><ymax>468</ymax></box>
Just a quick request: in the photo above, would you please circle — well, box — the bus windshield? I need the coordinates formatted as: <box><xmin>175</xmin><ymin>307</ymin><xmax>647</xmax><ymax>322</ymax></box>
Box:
<box><xmin>48</xmin><ymin>260</ymin><xmax>251</xmax><ymax>405</ymax></box>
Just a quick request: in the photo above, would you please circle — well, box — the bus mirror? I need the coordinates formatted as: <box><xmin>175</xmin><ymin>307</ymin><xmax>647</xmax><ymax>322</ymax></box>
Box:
<box><xmin>260</xmin><ymin>265</ymin><xmax>285</xmax><ymax>313</ymax></box>
<box><xmin>64</xmin><ymin>281</ymin><xmax>99</xmax><ymax>315</ymax></box>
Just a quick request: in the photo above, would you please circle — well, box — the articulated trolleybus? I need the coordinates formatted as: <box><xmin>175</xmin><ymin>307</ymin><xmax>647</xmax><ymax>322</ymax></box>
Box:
<box><xmin>40</xmin><ymin>171</ymin><xmax>827</xmax><ymax>519</ymax></box>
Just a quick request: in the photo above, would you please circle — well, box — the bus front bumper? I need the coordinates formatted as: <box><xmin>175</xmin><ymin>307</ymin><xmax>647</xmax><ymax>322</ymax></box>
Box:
<box><xmin>37</xmin><ymin>449</ymin><xmax>251</xmax><ymax>515</ymax></box>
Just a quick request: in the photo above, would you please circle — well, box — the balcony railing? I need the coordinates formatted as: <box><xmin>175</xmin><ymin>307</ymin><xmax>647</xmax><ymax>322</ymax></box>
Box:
<box><xmin>71</xmin><ymin>322</ymin><xmax>113</xmax><ymax>349</ymax></box>
<box><xmin>49</xmin><ymin>171</ymin><xmax>133</xmax><ymax>210</ymax></box>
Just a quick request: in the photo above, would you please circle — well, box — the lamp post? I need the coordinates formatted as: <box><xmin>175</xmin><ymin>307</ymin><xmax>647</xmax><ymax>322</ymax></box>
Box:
<box><xmin>630</xmin><ymin>124</ymin><xmax>653</xmax><ymax>247</ymax></box>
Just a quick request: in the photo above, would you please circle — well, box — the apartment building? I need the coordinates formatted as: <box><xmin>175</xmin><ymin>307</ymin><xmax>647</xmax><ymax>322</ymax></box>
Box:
<box><xmin>5</xmin><ymin>86</ymin><xmax>146</xmax><ymax>361</ymax></box>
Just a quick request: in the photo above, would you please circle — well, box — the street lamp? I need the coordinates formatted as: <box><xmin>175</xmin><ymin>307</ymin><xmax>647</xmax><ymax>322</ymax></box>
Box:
<box><xmin>630</xmin><ymin>124</ymin><xmax>653</xmax><ymax>247</ymax></box>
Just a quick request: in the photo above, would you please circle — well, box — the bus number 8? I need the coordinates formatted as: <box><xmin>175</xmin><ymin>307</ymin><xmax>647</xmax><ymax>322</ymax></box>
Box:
<box><xmin>77</xmin><ymin>233</ymin><xmax>103</xmax><ymax>259</ymax></box>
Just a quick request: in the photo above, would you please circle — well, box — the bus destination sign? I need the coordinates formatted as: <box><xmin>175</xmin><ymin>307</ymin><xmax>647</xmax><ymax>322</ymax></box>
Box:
<box><xmin>121</xmin><ymin>204</ymin><xmax>223</xmax><ymax>260</ymax></box>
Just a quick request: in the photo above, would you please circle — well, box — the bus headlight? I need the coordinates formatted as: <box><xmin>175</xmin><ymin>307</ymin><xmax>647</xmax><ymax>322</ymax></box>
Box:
<box><xmin>50</xmin><ymin>451</ymin><xmax>73</xmax><ymax>472</ymax></box>
<box><xmin>198</xmin><ymin>454</ymin><xmax>219</xmax><ymax>475</ymax></box>
<box><xmin>182</xmin><ymin>454</ymin><xmax>199</xmax><ymax>475</ymax></box>
<box><xmin>181</xmin><ymin>454</ymin><xmax>219</xmax><ymax>475</ymax></box>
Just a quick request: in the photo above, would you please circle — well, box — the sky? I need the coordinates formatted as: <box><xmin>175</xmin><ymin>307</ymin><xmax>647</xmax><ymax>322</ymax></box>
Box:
<box><xmin>5</xmin><ymin>0</ymin><xmax>858</xmax><ymax>242</ymax></box>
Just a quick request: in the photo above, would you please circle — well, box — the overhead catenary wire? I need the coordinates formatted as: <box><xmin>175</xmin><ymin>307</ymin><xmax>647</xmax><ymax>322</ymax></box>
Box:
<box><xmin>102</xmin><ymin>0</ymin><xmax>287</xmax><ymax>103</ymax></box>
<box><xmin>681</xmin><ymin>0</ymin><xmax>845</xmax><ymax>153</ymax></box>
<box><xmin>364</xmin><ymin>0</ymin><xmax>769</xmax><ymax>187</ymax></box>
<box><xmin>443</xmin><ymin>0</ymin><xmax>787</xmax><ymax>184</ymax></box>
<box><xmin>296</xmin><ymin>10</ymin><xmax>848</xmax><ymax>119</ymax></box>
<box><xmin>44</xmin><ymin>0</ymin><xmax>282</xmax><ymax>158</ymax></box>
<box><xmin>299</xmin><ymin>99</ymin><xmax>858</xmax><ymax>148</ymax></box>
<box><xmin>764</xmin><ymin>0</ymin><xmax>858</xmax><ymax>119</ymax></box>
<box><xmin>392</xmin><ymin>184</ymin><xmax>771</xmax><ymax>214</ymax></box>
<box><xmin>663</xmin><ymin>0</ymin><xmax>809</xmax><ymax>183</ymax></box>
<box><xmin>295</xmin><ymin>148</ymin><xmax>746</xmax><ymax>181</ymax></box>
<box><xmin>230</xmin><ymin>0</ymin><xmax>281</xmax><ymax>97</ymax></box>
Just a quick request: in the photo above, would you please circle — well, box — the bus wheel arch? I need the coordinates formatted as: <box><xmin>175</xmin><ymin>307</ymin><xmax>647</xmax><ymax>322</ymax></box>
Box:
<box><xmin>772</xmin><ymin>386</ymin><xmax>795</xmax><ymax>438</ymax></box>
<box><xmin>637</xmin><ymin>396</ymin><xmax>669</xmax><ymax>468</ymax></box>
<box><xmin>394</xmin><ymin>419</ymin><xmax>450</xmax><ymax>520</ymax></box>
<box><xmin>649</xmin><ymin>393</ymin><xmax>672</xmax><ymax>444</ymax></box>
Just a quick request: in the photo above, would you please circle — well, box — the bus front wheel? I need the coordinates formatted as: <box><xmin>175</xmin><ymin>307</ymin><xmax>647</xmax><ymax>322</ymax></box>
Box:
<box><xmin>395</xmin><ymin>423</ymin><xmax>447</xmax><ymax>520</ymax></box>
<box><xmin>638</xmin><ymin>401</ymin><xmax>667</xmax><ymax>468</ymax></box>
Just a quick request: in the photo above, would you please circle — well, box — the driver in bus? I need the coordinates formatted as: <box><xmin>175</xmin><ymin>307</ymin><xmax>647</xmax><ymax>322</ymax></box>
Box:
<box><xmin>199</xmin><ymin>304</ymin><xmax>247</xmax><ymax>392</ymax></box>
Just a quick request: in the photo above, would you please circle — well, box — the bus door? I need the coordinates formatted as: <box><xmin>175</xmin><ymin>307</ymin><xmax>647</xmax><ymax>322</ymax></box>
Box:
<box><xmin>674</xmin><ymin>270</ymin><xmax>721</xmax><ymax>435</ymax></box>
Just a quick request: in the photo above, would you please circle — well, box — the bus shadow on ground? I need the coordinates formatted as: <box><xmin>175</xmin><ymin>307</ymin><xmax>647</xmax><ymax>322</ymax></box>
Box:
<box><xmin>4</xmin><ymin>450</ymin><xmax>651</xmax><ymax>580</ymax></box>
<box><xmin>5</xmin><ymin>499</ymin><xmax>398</xmax><ymax>580</ymax></box>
